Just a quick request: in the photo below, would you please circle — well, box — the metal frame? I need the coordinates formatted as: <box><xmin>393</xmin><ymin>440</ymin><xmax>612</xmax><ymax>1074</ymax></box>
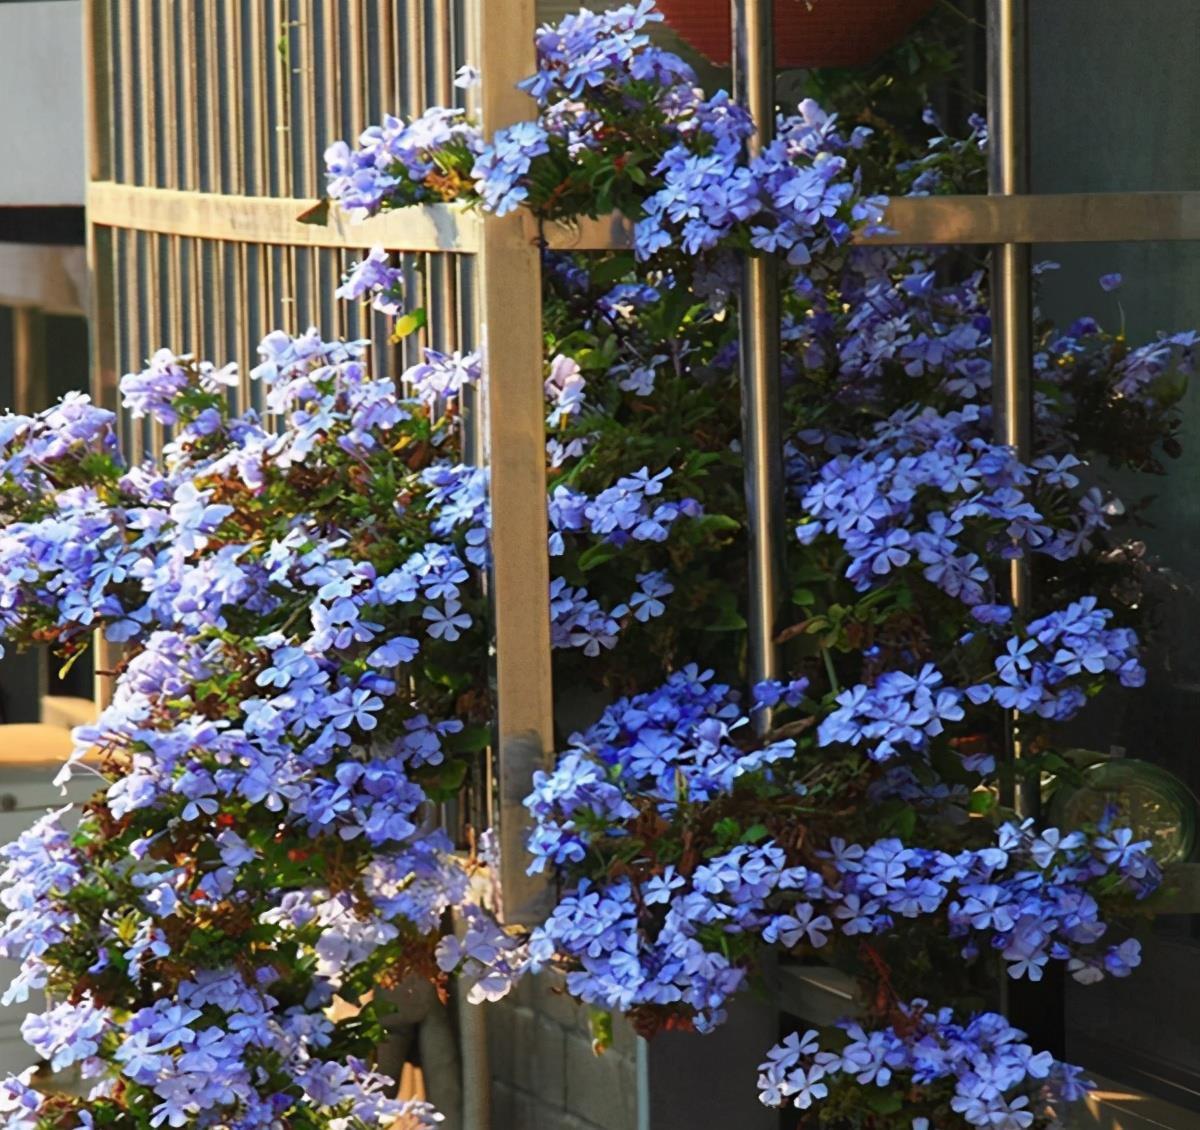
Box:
<box><xmin>734</xmin><ymin>0</ymin><xmax>785</xmax><ymax>736</ymax></box>
<box><xmin>988</xmin><ymin>0</ymin><xmax>1037</xmax><ymax>822</ymax></box>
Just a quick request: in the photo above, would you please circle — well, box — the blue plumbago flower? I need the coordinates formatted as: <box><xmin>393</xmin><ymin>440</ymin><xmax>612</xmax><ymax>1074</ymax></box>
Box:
<box><xmin>0</xmin><ymin>276</ymin><xmax>711</xmax><ymax>1122</ymax></box>
<box><xmin>819</xmin><ymin>664</ymin><xmax>964</xmax><ymax>762</ymax></box>
<box><xmin>20</xmin><ymin>993</ymin><xmax>111</xmax><ymax>1073</ymax></box>
<box><xmin>1112</xmin><ymin>329</ymin><xmax>1197</xmax><ymax>399</ymax></box>
<box><xmin>758</xmin><ymin>1002</ymin><xmax>1089</xmax><ymax>1127</ymax></box>
<box><xmin>545</xmin><ymin>354</ymin><xmax>588</xmax><ymax>429</ymax></box>
<box><xmin>404</xmin><ymin>348</ymin><xmax>482</xmax><ymax>414</ymax></box>
<box><xmin>794</xmin><ymin>405</ymin><xmax>1119</xmax><ymax>603</ymax></box>
<box><xmin>819</xmin><ymin>598</ymin><xmax>1143</xmax><ymax>764</ymax></box>
<box><xmin>0</xmin><ymin>1070</ymin><xmax>40</xmax><ymax>1129</ymax></box>
<box><xmin>331</xmin><ymin>5</ymin><xmax>883</xmax><ymax>271</ymax></box>
<box><xmin>472</xmin><ymin>120</ymin><xmax>551</xmax><ymax>215</ymax></box>
<box><xmin>324</xmin><ymin>105</ymin><xmax>482</xmax><ymax>218</ymax></box>
<box><xmin>447</xmin><ymin>662</ymin><xmax>1159</xmax><ymax>1039</ymax></box>
<box><xmin>967</xmin><ymin>597</ymin><xmax>1145</xmax><ymax>718</ymax></box>
<box><xmin>522</xmin><ymin>2</ymin><xmax>666</xmax><ymax>103</ymax></box>
<box><xmin>336</xmin><ymin>245</ymin><xmax>406</xmax><ymax>315</ymax></box>
<box><xmin>548</xmin><ymin>467</ymin><xmax>702</xmax><ymax>553</ymax></box>
<box><xmin>0</xmin><ymin>332</ymin><xmax>500</xmax><ymax>1123</ymax></box>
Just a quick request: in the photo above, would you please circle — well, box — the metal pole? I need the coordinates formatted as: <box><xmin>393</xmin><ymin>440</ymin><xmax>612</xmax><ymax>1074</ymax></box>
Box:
<box><xmin>987</xmin><ymin>0</ymin><xmax>1064</xmax><ymax>1059</ymax></box>
<box><xmin>732</xmin><ymin>0</ymin><xmax>785</xmax><ymax>735</ymax></box>
<box><xmin>987</xmin><ymin>0</ymin><xmax>1036</xmax><ymax>819</ymax></box>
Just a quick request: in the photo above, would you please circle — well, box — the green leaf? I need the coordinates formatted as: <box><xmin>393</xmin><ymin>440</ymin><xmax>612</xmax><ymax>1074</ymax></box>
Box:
<box><xmin>577</xmin><ymin>542</ymin><xmax>621</xmax><ymax>572</ymax></box>
<box><xmin>296</xmin><ymin>199</ymin><xmax>331</xmax><ymax>226</ymax></box>
<box><xmin>791</xmin><ymin>562</ymin><xmax>832</xmax><ymax>584</ymax></box>
<box><xmin>740</xmin><ymin>824</ymin><xmax>769</xmax><ymax>844</ymax></box>
<box><xmin>969</xmin><ymin>788</ymin><xmax>997</xmax><ymax>816</ymax></box>
<box><xmin>417</xmin><ymin>758</ymin><xmax>469</xmax><ymax>800</ymax></box>
<box><xmin>713</xmin><ymin>817</ymin><xmax>740</xmax><ymax>844</ymax></box>
<box><xmin>703</xmin><ymin>597</ymin><xmax>747</xmax><ymax>632</ymax></box>
<box><xmin>694</xmin><ymin>513</ymin><xmax>741</xmax><ymax>535</ymax></box>
<box><xmin>589</xmin><ymin>1009</ymin><xmax>614</xmax><ymax>1054</ymax></box>
<box><xmin>865</xmin><ymin>1090</ymin><xmax>904</xmax><ymax>1115</ymax></box>
<box><xmin>446</xmin><ymin>725</ymin><xmax>492</xmax><ymax>754</ymax></box>
<box><xmin>390</xmin><ymin>307</ymin><xmax>428</xmax><ymax>342</ymax></box>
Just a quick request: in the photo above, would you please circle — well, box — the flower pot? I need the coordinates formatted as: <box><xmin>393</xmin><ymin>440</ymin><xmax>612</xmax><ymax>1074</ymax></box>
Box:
<box><xmin>656</xmin><ymin>0</ymin><xmax>936</xmax><ymax>70</ymax></box>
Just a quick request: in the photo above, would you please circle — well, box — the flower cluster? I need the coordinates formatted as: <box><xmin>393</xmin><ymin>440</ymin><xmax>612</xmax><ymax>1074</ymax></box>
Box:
<box><xmin>324</xmin><ymin>105</ymin><xmax>481</xmax><ymax>218</ymax></box>
<box><xmin>0</xmin><ymin>334</ymin><xmax>501</xmax><ymax>1123</ymax></box>
<box><xmin>0</xmin><ymin>259</ymin><xmax>701</xmax><ymax>1128</ymax></box>
<box><xmin>320</xmin><ymin>6</ymin><xmax>1192</xmax><ymax>1125</ymax></box>
<box><xmin>337</xmin><ymin>246</ymin><xmax>407</xmax><ymax>316</ymax></box>
<box><xmin>819</xmin><ymin>598</ymin><xmax>1145</xmax><ymax>762</ymax></box>
<box><xmin>795</xmin><ymin>405</ymin><xmax>1116</xmax><ymax>603</ymax></box>
<box><xmin>967</xmin><ymin>597</ymin><xmax>1145</xmax><ymax>718</ymax></box>
<box><xmin>758</xmin><ymin>1004</ymin><xmax>1091</xmax><ymax>1128</ymax></box>
<box><xmin>327</xmin><ymin>3</ymin><xmax>884</xmax><ymax>276</ymax></box>
<box><xmin>439</xmin><ymin>670</ymin><xmax>1155</xmax><ymax>1043</ymax></box>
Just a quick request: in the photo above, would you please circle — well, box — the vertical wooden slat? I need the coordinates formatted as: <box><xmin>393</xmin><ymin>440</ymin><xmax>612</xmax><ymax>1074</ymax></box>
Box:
<box><xmin>246</xmin><ymin>0</ymin><xmax>270</xmax><ymax>198</ymax></box>
<box><xmin>84</xmin><ymin>0</ymin><xmax>119</xmax><ymax>714</ymax></box>
<box><xmin>239</xmin><ymin>243</ymin><xmax>251</xmax><ymax>404</ymax></box>
<box><xmin>224</xmin><ymin>1</ymin><xmax>249</xmax><ymax>374</ymax></box>
<box><xmin>251</xmin><ymin>243</ymin><xmax>271</xmax><ymax>412</ymax></box>
<box><xmin>346</xmin><ymin>1</ymin><xmax>368</xmax><ymax>143</ymax></box>
<box><xmin>11</xmin><ymin>309</ymin><xmax>46</xmax><ymax>418</ymax></box>
<box><xmin>136</xmin><ymin>0</ymin><xmax>156</xmax><ymax>186</ymax></box>
<box><xmin>158</xmin><ymin>1</ymin><xmax>179</xmax><ymax>190</ymax></box>
<box><xmin>403</xmin><ymin>1</ymin><xmax>426</xmax><ymax>119</ymax></box>
<box><xmin>178</xmin><ymin>3</ymin><xmax>200</xmax><ymax>194</ymax></box>
<box><xmin>189</xmin><ymin>235</ymin><xmax>204</xmax><ymax>366</ymax></box>
<box><xmin>86</xmin><ymin>0</ymin><xmax>118</xmax><ymax>397</ymax></box>
<box><xmin>223</xmin><ymin>0</ymin><xmax>247</xmax><ymax>195</ymax></box>
<box><xmin>376</xmin><ymin>0</ymin><xmax>399</xmax><ymax>115</ymax></box>
<box><xmin>124</xmin><ymin>232</ymin><xmax>144</xmax><ymax>464</ymax></box>
<box><xmin>271</xmin><ymin>1</ymin><xmax>291</xmax><ymax>197</ymax></box>
<box><xmin>307</xmin><ymin>245</ymin><xmax>320</xmax><ymax>331</ymax></box>
<box><xmin>201</xmin><ymin>0</ymin><xmax>222</xmax><ymax>193</ymax></box>
<box><xmin>319</xmin><ymin>0</ymin><xmax>340</xmax><ymax>169</ymax></box>
<box><xmin>146</xmin><ymin>233</ymin><xmax>165</xmax><ymax>460</ymax></box>
<box><xmin>210</xmin><ymin>237</ymin><xmax>228</xmax><ymax>375</ymax></box>
<box><xmin>429</xmin><ymin>2</ymin><xmax>457</xmax><ymax>355</ymax></box>
<box><xmin>294</xmin><ymin>0</ymin><xmax>317</xmax><ymax>199</ymax></box>
<box><xmin>116</xmin><ymin>0</ymin><xmax>136</xmax><ymax>185</ymax></box>
<box><xmin>476</xmin><ymin>0</ymin><xmax>552</xmax><ymax>925</ymax></box>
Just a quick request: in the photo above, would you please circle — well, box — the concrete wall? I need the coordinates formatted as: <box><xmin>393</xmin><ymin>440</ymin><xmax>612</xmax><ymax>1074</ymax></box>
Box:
<box><xmin>0</xmin><ymin>1</ymin><xmax>85</xmax><ymax>207</ymax></box>
<box><xmin>488</xmin><ymin>973</ymin><xmax>639</xmax><ymax>1130</ymax></box>
<box><xmin>485</xmin><ymin>970</ymin><xmax>781</xmax><ymax>1130</ymax></box>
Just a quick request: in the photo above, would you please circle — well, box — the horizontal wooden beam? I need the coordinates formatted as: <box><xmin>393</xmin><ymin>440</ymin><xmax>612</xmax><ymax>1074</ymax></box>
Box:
<box><xmin>869</xmin><ymin>190</ymin><xmax>1200</xmax><ymax>245</ymax></box>
<box><xmin>86</xmin><ymin>183</ymin><xmax>1200</xmax><ymax>256</ymax></box>
<box><xmin>86</xmin><ymin>182</ymin><xmax>481</xmax><ymax>253</ymax></box>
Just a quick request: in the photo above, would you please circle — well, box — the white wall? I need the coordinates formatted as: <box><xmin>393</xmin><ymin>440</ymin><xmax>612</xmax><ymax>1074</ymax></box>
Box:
<box><xmin>0</xmin><ymin>1</ymin><xmax>85</xmax><ymax>207</ymax></box>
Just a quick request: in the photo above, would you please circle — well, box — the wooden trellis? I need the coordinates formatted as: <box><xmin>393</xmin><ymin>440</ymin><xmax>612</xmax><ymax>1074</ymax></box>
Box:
<box><xmin>83</xmin><ymin>0</ymin><xmax>1200</xmax><ymax>930</ymax></box>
